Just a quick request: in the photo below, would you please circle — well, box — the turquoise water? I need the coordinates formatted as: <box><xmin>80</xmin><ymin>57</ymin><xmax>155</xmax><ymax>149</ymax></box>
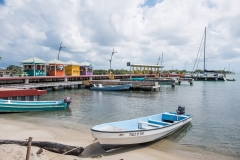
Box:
<box><xmin>3</xmin><ymin>74</ymin><xmax>240</xmax><ymax>159</ymax></box>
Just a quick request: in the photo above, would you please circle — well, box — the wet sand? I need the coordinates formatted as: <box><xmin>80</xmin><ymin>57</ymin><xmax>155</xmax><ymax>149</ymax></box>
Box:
<box><xmin>0</xmin><ymin>117</ymin><xmax>193</xmax><ymax>160</ymax></box>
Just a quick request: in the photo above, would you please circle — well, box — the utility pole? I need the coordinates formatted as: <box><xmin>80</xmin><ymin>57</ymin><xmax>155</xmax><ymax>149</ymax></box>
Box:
<box><xmin>109</xmin><ymin>48</ymin><xmax>117</xmax><ymax>73</ymax></box>
<box><xmin>57</xmin><ymin>42</ymin><xmax>66</xmax><ymax>60</ymax></box>
<box><xmin>160</xmin><ymin>52</ymin><xmax>163</xmax><ymax>68</ymax></box>
<box><xmin>204</xmin><ymin>27</ymin><xmax>206</xmax><ymax>72</ymax></box>
<box><xmin>160</xmin><ymin>52</ymin><xmax>163</xmax><ymax>78</ymax></box>
<box><xmin>157</xmin><ymin>56</ymin><xmax>161</xmax><ymax>65</ymax></box>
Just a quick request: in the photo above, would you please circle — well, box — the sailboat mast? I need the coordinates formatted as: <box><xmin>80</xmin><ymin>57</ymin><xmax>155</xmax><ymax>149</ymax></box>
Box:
<box><xmin>204</xmin><ymin>27</ymin><xmax>206</xmax><ymax>71</ymax></box>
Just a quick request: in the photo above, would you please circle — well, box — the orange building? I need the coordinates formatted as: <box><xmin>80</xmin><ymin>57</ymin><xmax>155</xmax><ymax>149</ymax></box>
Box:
<box><xmin>47</xmin><ymin>59</ymin><xmax>65</xmax><ymax>76</ymax></box>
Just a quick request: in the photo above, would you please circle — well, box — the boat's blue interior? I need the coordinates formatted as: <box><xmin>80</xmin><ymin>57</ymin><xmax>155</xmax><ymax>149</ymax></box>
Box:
<box><xmin>148</xmin><ymin>119</ymin><xmax>169</xmax><ymax>126</ymax></box>
<box><xmin>92</xmin><ymin>112</ymin><xmax>191</xmax><ymax>131</ymax></box>
<box><xmin>0</xmin><ymin>99</ymin><xmax>63</xmax><ymax>105</ymax></box>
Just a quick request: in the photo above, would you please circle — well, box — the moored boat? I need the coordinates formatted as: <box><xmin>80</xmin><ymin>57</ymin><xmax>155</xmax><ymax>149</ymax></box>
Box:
<box><xmin>184</xmin><ymin>27</ymin><xmax>228</xmax><ymax>81</ymax></box>
<box><xmin>91</xmin><ymin>106</ymin><xmax>192</xmax><ymax>151</ymax></box>
<box><xmin>89</xmin><ymin>84</ymin><xmax>132</xmax><ymax>91</ymax></box>
<box><xmin>0</xmin><ymin>97</ymin><xmax>71</xmax><ymax>112</ymax></box>
<box><xmin>130</xmin><ymin>78</ymin><xmax>145</xmax><ymax>81</ymax></box>
<box><xmin>226</xmin><ymin>78</ymin><xmax>236</xmax><ymax>81</ymax></box>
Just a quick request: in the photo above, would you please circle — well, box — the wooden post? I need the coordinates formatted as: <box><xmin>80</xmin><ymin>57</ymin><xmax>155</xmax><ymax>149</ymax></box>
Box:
<box><xmin>26</xmin><ymin>137</ymin><xmax>33</xmax><ymax>160</ymax></box>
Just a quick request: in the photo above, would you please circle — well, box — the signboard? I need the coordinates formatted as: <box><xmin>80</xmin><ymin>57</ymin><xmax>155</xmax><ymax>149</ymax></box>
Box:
<box><xmin>127</xmin><ymin>62</ymin><xmax>131</xmax><ymax>66</ymax></box>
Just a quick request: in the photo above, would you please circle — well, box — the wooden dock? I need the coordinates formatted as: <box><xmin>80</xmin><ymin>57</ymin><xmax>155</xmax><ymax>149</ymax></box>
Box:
<box><xmin>145</xmin><ymin>78</ymin><xmax>177</xmax><ymax>87</ymax></box>
<box><xmin>178</xmin><ymin>78</ymin><xmax>194</xmax><ymax>85</ymax></box>
<box><xmin>145</xmin><ymin>77</ymin><xmax>193</xmax><ymax>86</ymax></box>
<box><xmin>0</xmin><ymin>74</ymin><xmax>155</xmax><ymax>85</ymax></box>
<box><xmin>87</xmin><ymin>80</ymin><xmax>160</xmax><ymax>91</ymax></box>
<box><xmin>0</xmin><ymin>81</ymin><xmax>83</xmax><ymax>90</ymax></box>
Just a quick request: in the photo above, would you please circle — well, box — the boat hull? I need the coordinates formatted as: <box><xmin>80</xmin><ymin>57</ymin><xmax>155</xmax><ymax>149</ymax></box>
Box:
<box><xmin>0</xmin><ymin>99</ymin><xmax>68</xmax><ymax>112</ymax></box>
<box><xmin>192</xmin><ymin>77</ymin><xmax>226</xmax><ymax>81</ymax></box>
<box><xmin>90</xmin><ymin>84</ymin><xmax>132</xmax><ymax>91</ymax></box>
<box><xmin>91</xmin><ymin>113</ymin><xmax>192</xmax><ymax>151</ymax></box>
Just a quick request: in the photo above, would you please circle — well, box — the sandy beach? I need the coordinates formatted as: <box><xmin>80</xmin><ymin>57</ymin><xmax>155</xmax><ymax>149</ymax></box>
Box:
<box><xmin>0</xmin><ymin>116</ymin><xmax>195</xmax><ymax>160</ymax></box>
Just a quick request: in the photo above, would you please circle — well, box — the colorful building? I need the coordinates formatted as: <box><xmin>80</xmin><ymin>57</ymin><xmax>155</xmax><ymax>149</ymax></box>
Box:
<box><xmin>79</xmin><ymin>61</ymin><xmax>94</xmax><ymax>75</ymax></box>
<box><xmin>65</xmin><ymin>60</ymin><xmax>80</xmax><ymax>76</ymax></box>
<box><xmin>20</xmin><ymin>57</ymin><xmax>47</xmax><ymax>76</ymax></box>
<box><xmin>47</xmin><ymin>59</ymin><xmax>65</xmax><ymax>76</ymax></box>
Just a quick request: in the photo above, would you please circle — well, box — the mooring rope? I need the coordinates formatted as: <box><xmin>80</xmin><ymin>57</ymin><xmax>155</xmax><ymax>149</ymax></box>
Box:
<box><xmin>49</xmin><ymin>146</ymin><xmax>83</xmax><ymax>160</ymax></box>
<box><xmin>49</xmin><ymin>139</ymin><xmax>98</xmax><ymax>160</ymax></box>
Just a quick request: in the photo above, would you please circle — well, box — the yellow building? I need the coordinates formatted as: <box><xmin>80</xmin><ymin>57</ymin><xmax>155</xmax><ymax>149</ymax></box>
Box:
<box><xmin>65</xmin><ymin>60</ymin><xmax>80</xmax><ymax>76</ymax></box>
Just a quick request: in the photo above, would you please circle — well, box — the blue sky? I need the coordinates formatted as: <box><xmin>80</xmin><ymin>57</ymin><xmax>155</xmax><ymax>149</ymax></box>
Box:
<box><xmin>0</xmin><ymin>0</ymin><xmax>240</xmax><ymax>73</ymax></box>
<box><xmin>143</xmin><ymin>0</ymin><xmax>163</xmax><ymax>7</ymax></box>
<box><xmin>0</xmin><ymin>0</ymin><xmax>5</xmax><ymax>5</ymax></box>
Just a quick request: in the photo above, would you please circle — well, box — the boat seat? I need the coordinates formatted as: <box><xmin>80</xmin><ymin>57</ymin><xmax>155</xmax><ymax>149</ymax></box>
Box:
<box><xmin>148</xmin><ymin>119</ymin><xmax>171</xmax><ymax>126</ymax></box>
<box><xmin>138</xmin><ymin>121</ymin><xmax>163</xmax><ymax>129</ymax></box>
<box><xmin>162</xmin><ymin>113</ymin><xmax>188</xmax><ymax>122</ymax></box>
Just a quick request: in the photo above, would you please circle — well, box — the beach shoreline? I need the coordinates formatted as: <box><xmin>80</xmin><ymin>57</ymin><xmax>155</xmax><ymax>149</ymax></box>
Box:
<box><xmin>0</xmin><ymin>116</ymin><xmax>194</xmax><ymax>160</ymax></box>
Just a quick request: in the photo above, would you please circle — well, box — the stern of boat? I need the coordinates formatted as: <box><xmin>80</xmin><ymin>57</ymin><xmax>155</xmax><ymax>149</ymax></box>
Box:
<box><xmin>64</xmin><ymin>97</ymin><xmax>72</xmax><ymax>106</ymax></box>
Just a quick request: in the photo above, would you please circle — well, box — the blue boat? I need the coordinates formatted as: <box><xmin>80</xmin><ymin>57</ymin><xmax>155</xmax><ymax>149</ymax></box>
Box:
<box><xmin>0</xmin><ymin>97</ymin><xmax>71</xmax><ymax>112</ymax></box>
<box><xmin>90</xmin><ymin>84</ymin><xmax>132</xmax><ymax>91</ymax></box>
<box><xmin>91</xmin><ymin>106</ymin><xmax>192</xmax><ymax>151</ymax></box>
<box><xmin>130</xmin><ymin>78</ymin><xmax>145</xmax><ymax>81</ymax></box>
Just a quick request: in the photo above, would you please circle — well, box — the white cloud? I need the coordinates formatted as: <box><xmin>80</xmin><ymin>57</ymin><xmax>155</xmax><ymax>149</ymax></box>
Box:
<box><xmin>0</xmin><ymin>0</ymin><xmax>240</xmax><ymax>72</ymax></box>
<box><xmin>233</xmin><ymin>48</ymin><xmax>240</xmax><ymax>53</ymax></box>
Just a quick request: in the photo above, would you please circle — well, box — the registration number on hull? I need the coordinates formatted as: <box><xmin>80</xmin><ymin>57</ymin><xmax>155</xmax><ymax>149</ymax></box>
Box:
<box><xmin>129</xmin><ymin>132</ymin><xmax>144</xmax><ymax>136</ymax></box>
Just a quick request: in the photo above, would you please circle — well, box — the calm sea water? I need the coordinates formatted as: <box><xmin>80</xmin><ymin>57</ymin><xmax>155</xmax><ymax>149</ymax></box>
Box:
<box><xmin>3</xmin><ymin>74</ymin><xmax>240</xmax><ymax>159</ymax></box>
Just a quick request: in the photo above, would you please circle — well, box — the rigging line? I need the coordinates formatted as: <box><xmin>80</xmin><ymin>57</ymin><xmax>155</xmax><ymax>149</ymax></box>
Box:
<box><xmin>192</xmin><ymin>29</ymin><xmax>205</xmax><ymax>72</ymax></box>
<box><xmin>196</xmin><ymin>40</ymin><xmax>204</xmax><ymax>70</ymax></box>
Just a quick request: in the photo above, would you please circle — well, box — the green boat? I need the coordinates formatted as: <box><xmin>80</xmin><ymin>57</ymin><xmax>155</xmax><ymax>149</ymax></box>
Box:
<box><xmin>0</xmin><ymin>97</ymin><xmax>71</xmax><ymax>112</ymax></box>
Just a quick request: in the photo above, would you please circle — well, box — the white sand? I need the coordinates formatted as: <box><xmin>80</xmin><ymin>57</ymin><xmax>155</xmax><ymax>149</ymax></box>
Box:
<box><xmin>0</xmin><ymin>117</ymin><xmax>194</xmax><ymax>160</ymax></box>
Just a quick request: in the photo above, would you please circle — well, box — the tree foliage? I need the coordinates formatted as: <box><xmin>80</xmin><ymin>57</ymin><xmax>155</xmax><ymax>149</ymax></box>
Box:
<box><xmin>93</xmin><ymin>69</ymin><xmax>130</xmax><ymax>75</ymax></box>
<box><xmin>93</xmin><ymin>69</ymin><xmax>231</xmax><ymax>75</ymax></box>
<box><xmin>6</xmin><ymin>65</ymin><xmax>23</xmax><ymax>74</ymax></box>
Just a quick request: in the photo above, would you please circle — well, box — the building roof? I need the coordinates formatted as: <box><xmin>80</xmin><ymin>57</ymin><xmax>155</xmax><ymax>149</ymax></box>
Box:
<box><xmin>48</xmin><ymin>59</ymin><xmax>65</xmax><ymax>65</ymax></box>
<box><xmin>131</xmin><ymin>64</ymin><xmax>164</xmax><ymax>68</ymax></box>
<box><xmin>79</xmin><ymin>61</ymin><xmax>94</xmax><ymax>67</ymax></box>
<box><xmin>20</xmin><ymin>57</ymin><xmax>47</xmax><ymax>64</ymax></box>
<box><xmin>66</xmin><ymin>60</ymin><xmax>80</xmax><ymax>65</ymax></box>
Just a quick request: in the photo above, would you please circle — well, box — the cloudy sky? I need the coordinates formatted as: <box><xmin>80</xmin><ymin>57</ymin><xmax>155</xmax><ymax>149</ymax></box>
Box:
<box><xmin>0</xmin><ymin>0</ymin><xmax>240</xmax><ymax>72</ymax></box>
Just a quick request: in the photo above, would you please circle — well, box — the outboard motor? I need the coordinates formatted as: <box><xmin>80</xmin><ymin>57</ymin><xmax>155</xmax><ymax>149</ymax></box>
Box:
<box><xmin>64</xmin><ymin>97</ymin><xmax>72</xmax><ymax>106</ymax></box>
<box><xmin>176</xmin><ymin>105</ymin><xmax>185</xmax><ymax>115</ymax></box>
